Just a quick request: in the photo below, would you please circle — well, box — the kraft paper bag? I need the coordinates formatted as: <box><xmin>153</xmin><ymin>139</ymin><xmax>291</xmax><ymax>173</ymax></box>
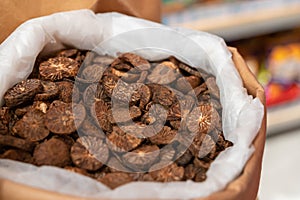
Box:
<box><xmin>0</xmin><ymin>0</ymin><xmax>161</xmax><ymax>43</ymax></box>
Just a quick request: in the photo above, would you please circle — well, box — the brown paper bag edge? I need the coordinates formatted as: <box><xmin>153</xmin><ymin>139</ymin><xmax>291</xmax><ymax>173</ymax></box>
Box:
<box><xmin>195</xmin><ymin>47</ymin><xmax>266</xmax><ymax>200</ymax></box>
<box><xmin>0</xmin><ymin>48</ymin><xmax>266</xmax><ymax>200</ymax></box>
<box><xmin>0</xmin><ymin>0</ymin><xmax>161</xmax><ymax>44</ymax></box>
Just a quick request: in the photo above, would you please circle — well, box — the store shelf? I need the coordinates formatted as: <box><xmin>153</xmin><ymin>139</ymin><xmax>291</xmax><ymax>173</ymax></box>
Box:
<box><xmin>163</xmin><ymin>0</ymin><xmax>300</xmax><ymax>41</ymax></box>
<box><xmin>267</xmin><ymin>100</ymin><xmax>300</xmax><ymax>136</ymax></box>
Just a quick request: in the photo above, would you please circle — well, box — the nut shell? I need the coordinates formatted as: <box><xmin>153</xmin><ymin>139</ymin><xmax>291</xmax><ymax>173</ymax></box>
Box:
<box><xmin>45</xmin><ymin>101</ymin><xmax>86</xmax><ymax>134</ymax></box>
<box><xmin>1</xmin><ymin>149</ymin><xmax>34</xmax><ymax>164</ymax></box>
<box><xmin>186</xmin><ymin>104</ymin><xmax>220</xmax><ymax>134</ymax></box>
<box><xmin>13</xmin><ymin>109</ymin><xmax>49</xmax><ymax>142</ymax></box>
<box><xmin>39</xmin><ymin>57</ymin><xmax>79</xmax><ymax>81</ymax></box>
<box><xmin>0</xmin><ymin>135</ymin><xmax>35</xmax><ymax>152</ymax></box>
<box><xmin>71</xmin><ymin>136</ymin><xmax>108</xmax><ymax>171</ymax></box>
<box><xmin>4</xmin><ymin>79</ymin><xmax>42</xmax><ymax>107</ymax></box>
<box><xmin>33</xmin><ymin>138</ymin><xmax>71</xmax><ymax>167</ymax></box>
<box><xmin>98</xmin><ymin>172</ymin><xmax>133</xmax><ymax>189</ymax></box>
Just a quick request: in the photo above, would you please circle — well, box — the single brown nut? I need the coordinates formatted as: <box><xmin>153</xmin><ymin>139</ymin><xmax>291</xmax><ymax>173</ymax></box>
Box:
<box><xmin>1</xmin><ymin>149</ymin><xmax>34</xmax><ymax>164</ymax></box>
<box><xmin>97</xmin><ymin>172</ymin><xmax>133</xmax><ymax>189</ymax></box>
<box><xmin>4</xmin><ymin>79</ymin><xmax>43</xmax><ymax>108</ymax></box>
<box><xmin>186</xmin><ymin>104</ymin><xmax>220</xmax><ymax>134</ymax></box>
<box><xmin>39</xmin><ymin>57</ymin><xmax>79</xmax><ymax>81</ymax></box>
<box><xmin>0</xmin><ymin>135</ymin><xmax>35</xmax><ymax>152</ymax></box>
<box><xmin>70</xmin><ymin>136</ymin><xmax>108</xmax><ymax>171</ymax></box>
<box><xmin>12</xmin><ymin>109</ymin><xmax>49</xmax><ymax>142</ymax></box>
<box><xmin>45</xmin><ymin>101</ymin><xmax>86</xmax><ymax>134</ymax></box>
<box><xmin>33</xmin><ymin>137</ymin><xmax>71</xmax><ymax>167</ymax></box>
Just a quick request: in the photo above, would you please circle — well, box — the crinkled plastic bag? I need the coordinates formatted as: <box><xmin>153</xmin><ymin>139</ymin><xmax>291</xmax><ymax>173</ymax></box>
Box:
<box><xmin>0</xmin><ymin>10</ymin><xmax>264</xmax><ymax>199</ymax></box>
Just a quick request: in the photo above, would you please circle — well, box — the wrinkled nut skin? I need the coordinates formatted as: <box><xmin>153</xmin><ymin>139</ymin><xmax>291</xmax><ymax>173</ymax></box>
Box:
<box><xmin>39</xmin><ymin>57</ymin><xmax>79</xmax><ymax>81</ymax></box>
<box><xmin>1</xmin><ymin>149</ymin><xmax>34</xmax><ymax>164</ymax></box>
<box><xmin>33</xmin><ymin>138</ymin><xmax>71</xmax><ymax>167</ymax></box>
<box><xmin>0</xmin><ymin>135</ymin><xmax>35</xmax><ymax>152</ymax></box>
<box><xmin>12</xmin><ymin>109</ymin><xmax>49</xmax><ymax>142</ymax></box>
<box><xmin>4</xmin><ymin>79</ymin><xmax>43</xmax><ymax>108</ymax></box>
<box><xmin>70</xmin><ymin>137</ymin><xmax>108</xmax><ymax>171</ymax></box>
<box><xmin>187</xmin><ymin>104</ymin><xmax>220</xmax><ymax>134</ymax></box>
<box><xmin>98</xmin><ymin>172</ymin><xmax>133</xmax><ymax>189</ymax></box>
<box><xmin>45</xmin><ymin>101</ymin><xmax>86</xmax><ymax>134</ymax></box>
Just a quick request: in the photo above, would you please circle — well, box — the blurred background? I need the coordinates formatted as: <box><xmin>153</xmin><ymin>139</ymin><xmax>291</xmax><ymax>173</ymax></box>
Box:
<box><xmin>161</xmin><ymin>0</ymin><xmax>300</xmax><ymax>199</ymax></box>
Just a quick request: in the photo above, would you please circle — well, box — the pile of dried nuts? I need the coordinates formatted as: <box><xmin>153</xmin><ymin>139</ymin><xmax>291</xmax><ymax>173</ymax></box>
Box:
<box><xmin>0</xmin><ymin>49</ymin><xmax>232</xmax><ymax>189</ymax></box>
